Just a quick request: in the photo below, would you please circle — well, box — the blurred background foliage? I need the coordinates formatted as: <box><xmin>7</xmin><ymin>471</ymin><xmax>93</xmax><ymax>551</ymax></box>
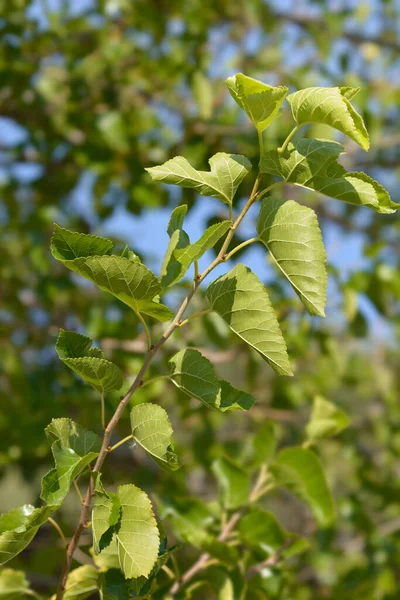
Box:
<box><xmin>0</xmin><ymin>0</ymin><xmax>399</xmax><ymax>598</ymax></box>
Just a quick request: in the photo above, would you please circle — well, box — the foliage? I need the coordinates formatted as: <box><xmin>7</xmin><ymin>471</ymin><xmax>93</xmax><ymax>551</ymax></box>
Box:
<box><xmin>1</xmin><ymin>2</ymin><xmax>400</xmax><ymax>600</ymax></box>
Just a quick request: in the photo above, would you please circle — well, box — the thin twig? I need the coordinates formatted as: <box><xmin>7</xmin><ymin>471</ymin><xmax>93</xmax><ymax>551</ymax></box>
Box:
<box><xmin>73</xmin><ymin>480</ymin><xmax>84</xmax><ymax>504</ymax></box>
<box><xmin>108</xmin><ymin>434</ymin><xmax>134</xmax><ymax>453</ymax></box>
<box><xmin>48</xmin><ymin>517</ymin><xmax>67</xmax><ymax>550</ymax></box>
<box><xmin>178</xmin><ymin>308</ymin><xmax>213</xmax><ymax>327</ymax></box>
<box><xmin>100</xmin><ymin>393</ymin><xmax>105</xmax><ymax>431</ymax></box>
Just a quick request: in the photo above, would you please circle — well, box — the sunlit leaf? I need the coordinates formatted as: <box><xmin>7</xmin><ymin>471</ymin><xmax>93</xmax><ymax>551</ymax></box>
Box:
<box><xmin>169</xmin><ymin>349</ymin><xmax>255</xmax><ymax>411</ymax></box>
<box><xmin>70</xmin><ymin>256</ymin><xmax>172</xmax><ymax>321</ymax></box>
<box><xmin>260</xmin><ymin>138</ymin><xmax>398</xmax><ymax>214</ymax></box>
<box><xmin>287</xmin><ymin>86</ymin><xmax>369</xmax><ymax>149</ymax></box>
<box><xmin>226</xmin><ymin>73</ymin><xmax>288</xmax><ymax>132</ymax></box>
<box><xmin>92</xmin><ymin>476</ymin><xmax>121</xmax><ymax>555</ymax></box>
<box><xmin>115</xmin><ymin>485</ymin><xmax>159</xmax><ymax>579</ymax></box>
<box><xmin>257</xmin><ymin>197</ymin><xmax>327</xmax><ymax>316</ymax></box>
<box><xmin>51</xmin><ymin>227</ymin><xmax>173</xmax><ymax>322</ymax></box>
<box><xmin>146</xmin><ymin>153</ymin><xmax>251</xmax><ymax>206</ymax></box>
<box><xmin>206</xmin><ymin>264</ymin><xmax>292</xmax><ymax>376</ymax></box>
<box><xmin>130</xmin><ymin>403</ymin><xmax>181</xmax><ymax>471</ymax></box>
<box><xmin>41</xmin><ymin>419</ymin><xmax>101</xmax><ymax>505</ymax></box>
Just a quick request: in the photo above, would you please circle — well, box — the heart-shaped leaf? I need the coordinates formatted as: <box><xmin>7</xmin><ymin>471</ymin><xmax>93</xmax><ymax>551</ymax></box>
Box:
<box><xmin>94</xmin><ymin>483</ymin><xmax>160</xmax><ymax>578</ymax></box>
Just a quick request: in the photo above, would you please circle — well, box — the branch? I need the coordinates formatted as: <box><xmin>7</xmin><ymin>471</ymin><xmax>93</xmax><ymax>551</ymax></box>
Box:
<box><xmin>55</xmin><ymin>175</ymin><xmax>266</xmax><ymax>599</ymax></box>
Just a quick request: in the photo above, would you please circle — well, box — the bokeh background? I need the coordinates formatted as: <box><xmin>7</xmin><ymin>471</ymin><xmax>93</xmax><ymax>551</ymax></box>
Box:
<box><xmin>1</xmin><ymin>0</ymin><xmax>399</xmax><ymax>598</ymax></box>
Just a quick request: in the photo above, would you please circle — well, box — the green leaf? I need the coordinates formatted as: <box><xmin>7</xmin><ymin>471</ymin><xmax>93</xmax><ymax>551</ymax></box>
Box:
<box><xmin>58</xmin><ymin>357</ymin><xmax>123</xmax><ymax>394</ymax></box>
<box><xmin>51</xmin><ymin>227</ymin><xmax>173</xmax><ymax>322</ymax></box>
<box><xmin>239</xmin><ymin>508</ymin><xmax>287</xmax><ymax>556</ymax></box>
<box><xmin>161</xmin><ymin>205</ymin><xmax>191</xmax><ymax>288</ymax></box>
<box><xmin>257</xmin><ymin>197</ymin><xmax>327</xmax><ymax>317</ymax></box>
<box><xmin>306</xmin><ymin>395</ymin><xmax>350</xmax><ymax>441</ymax></box>
<box><xmin>252</xmin><ymin>422</ymin><xmax>276</xmax><ymax>466</ymax></box>
<box><xmin>72</xmin><ymin>256</ymin><xmax>172</xmax><ymax>321</ymax></box>
<box><xmin>169</xmin><ymin>349</ymin><xmax>255</xmax><ymax>411</ymax></box>
<box><xmin>226</xmin><ymin>73</ymin><xmax>288</xmax><ymax>132</ymax></box>
<box><xmin>212</xmin><ymin>457</ymin><xmax>250</xmax><ymax>509</ymax></box>
<box><xmin>206</xmin><ymin>264</ymin><xmax>292</xmax><ymax>376</ymax></box>
<box><xmin>115</xmin><ymin>485</ymin><xmax>160</xmax><ymax>579</ymax></box>
<box><xmin>91</xmin><ymin>538</ymin><xmax>120</xmax><ymax>571</ymax></box>
<box><xmin>56</xmin><ymin>329</ymin><xmax>105</xmax><ymax>359</ymax></box>
<box><xmin>51</xmin><ymin>224</ymin><xmax>113</xmax><ymax>263</ymax></box>
<box><xmin>271</xmin><ymin>447</ymin><xmax>335</xmax><ymax>526</ymax></box>
<box><xmin>62</xmin><ymin>566</ymin><xmax>99</xmax><ymax>600</ymax></box>
<box><xmin>286</xmin><ymin>86</ymin><xmax>369</xmax><ymax>150</ymax></box>
<box><xmin>0</xmin><ymin>504</ymin><xmax>55</xmax><ymax>566</ymax></box>
<box><xmin>56</xmin><ymin>330</ymin><xmax>123</xmax><ymax>393</ymax></box>
<box><xmin>206</xmin><ymin>566</ymin><xmax>236</xmax><ymax>600</ymax></box>
<box><xmin>99</xmin><ymin>569</ymin><xmax>134</xmax><ymax>600</ymax></box>
<box><xmin>41</xmin><ymin>419</ymin><xmax>101</xmax><ymax>505</ymax></box>
<box><xmin>162</xmin><ymin>218</ymin><xmax>231</xmax><ymax>288</ymax></box>
<box><xmin>260</xmin><ymin>138</ymin><xmax>398</xmax><ymax>215</ymax></box>
<box><xmin>167</xmin><ymin>204</ymin><xmax>188</xmax><ymax>235</ymax></box>
<box><xmin>130</xmin><ymin>403</ymin><xmax>181</xmax><ymax>471</ymax></box>
<box><xmin>146</xmin><ymin>153</ymin><xmax>251</xmax><ymax>206</ymax></box>
<box><xmin>159</xmin><ymin>497</ymin><xmax>238</xmax><ymax>564</ymax></box>
<box><xmin>0</xmin><ymin>569</ymin><xmax>36</xmax><ymax>599</ymax></box>
<box><xmin>92</xmin><ymin>477</ymin><xmax>121</xmax><ymax>555</ymax></box>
